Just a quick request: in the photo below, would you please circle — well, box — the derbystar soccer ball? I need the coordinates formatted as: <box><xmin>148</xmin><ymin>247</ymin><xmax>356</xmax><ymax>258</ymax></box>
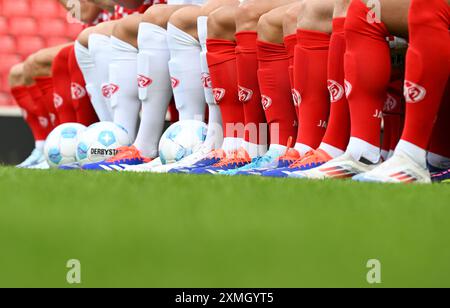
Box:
<box><xmin>76</xmin><ymin>122</ymin><xmax>132</xmax><ymax>166</ymax></box>
<box><xmin>159</xmin><ymin>120</ymin><xmax>208</xmax><ymax>165</ymax></box>
<box><xmin>44</xmin><ymin>123</ymin><xmax>87</xmax><ymax>168</ymax></box>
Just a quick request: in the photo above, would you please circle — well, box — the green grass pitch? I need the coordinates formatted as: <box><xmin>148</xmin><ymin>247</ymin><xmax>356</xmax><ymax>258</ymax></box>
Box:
<box><xmin>0</xmin><ymin>166</ymin><xmax>449</xmax><ymax>288</ymax></box>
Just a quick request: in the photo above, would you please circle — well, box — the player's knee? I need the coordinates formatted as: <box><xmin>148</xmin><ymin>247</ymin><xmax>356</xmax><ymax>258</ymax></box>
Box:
<box><xmin>235</xmin><ymin>0</ymin><xmax>262</xmax><ymax>32</ymax></box>
<box><xmin>112</xmin><ymin>14</ymin><xmax>141</xmax><ymax>42</ymax></box>
<box><xmin>24</xmin><ymin>50</ymin><xmax>52</xmax><ymax>79</ymax></box>
<box><xmin>77</xmin><ymin>27</ymin><xmax>94</xmax><ymax>48</ymax></box>
<box><xmin>283</xmin><ymin>2</ymin><xmax>305</xmax><ymax>35</ymax></box>
<box><xmin>207</xmin><ymin>6</ymin><xmax>236</xmax><ymax>40</ymax></box>
<box><xmin>297</xmin><ymin>0</ymin><xmax>334</xmax><ymax>33</ymax></box>
<box><xmin>169</xmin><ymin>6</ymin><xmax>201</xmax><ymax>38</ymax></box>
<box><xmin>8</xmin><ymin>63</ymin><xmax>25</xmax><ymax>87</ymax></box>
<box><xmin>257</xmin><ymin>10</ymin><xmax>282</xmax><ymax>42</ymax></box>
<box><xmin>333</xmin><ymin>0</ymin><xmax>351</xmax><ymax>18</ymax></box>
<box><xmin>142</xmin><ymin>4</ymin><xmax>173</xmax><ymax>28</ymax></box>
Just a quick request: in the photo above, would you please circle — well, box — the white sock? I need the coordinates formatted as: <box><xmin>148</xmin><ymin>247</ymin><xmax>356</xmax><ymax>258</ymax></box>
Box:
<box><xmin>267</xmin><ymin>144</ymin><xmax>287</xmax><ymax>156</ymax></box>
<box><xmin>198</xmin><ymin>16</ymin><xmax>223</xmax><ymax>150</ymax></box>
<box><xmin>89</xmin><ymin>34</ymin><xmax>114</xmax><ymax>117</ymax></box>
<box><xmin>222</xmin><ymin>137</ymin><xmax>243</xmax><ymax>154</ymax></box>
<box><xmin>381</xmin><ymin>149</ymin><xmax>389</xmax><ymax>161</ymax></box>
<box><xmin>167</xmin><ymin>23</ymin><xmax>206</xmax><ymax>121</ymax></box>
<box><xmin>427</xmin><ymin>152</ymin><xmax>450</xmax><ymax>170</ymax></box>
<box><xmin>242</xmin><ymin>141</ymin><xmax>267</xmax><ymax>158</ymax></box>
<box><xmin>395</xmin><ymin>140</ymin><xmax>427</xmax><ymax>169</ymax></box>
<box><xmin>35</xmin><ymin>141</ymin><xmax>45</xmax><ymax>152</ymax></box>
<box><xmin>134</xmin><ymin>23</ymin><xmax>173</xmax><ymax>158</ymax></box>
<box><xmin>346</xmin><ymin>137</ymin><xmax>381</xmax><ymax>164</ymax></box>
<box><xmin>109</xmin><ymin>36</ymin><xmax>140</xmax><ymax>141</ymax></box>
<box><xmin>319</xmin><ymin>142</ymin><xmax>345</xmax><ymax>159</ymax></box>
<box><xmin>294</xmin><ymin>143</ymin><xmax>313</xmax><ymax>156</ymax></box>
<box><xmin>74</xmin><ymin>41</ymin><xmax>112</xmax><ymax>122</ymax></box>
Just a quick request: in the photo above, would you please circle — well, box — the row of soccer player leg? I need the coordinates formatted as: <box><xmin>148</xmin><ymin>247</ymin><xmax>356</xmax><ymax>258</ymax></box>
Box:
<box><xmin>9</xmin><ymin>0</ymin><xmax>450</xmax><ymax>183</ymax></box>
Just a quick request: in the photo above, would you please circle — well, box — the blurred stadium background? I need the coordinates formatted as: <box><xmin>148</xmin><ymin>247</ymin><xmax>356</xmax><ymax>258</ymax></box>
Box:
<box><xmin>0</xmin><ymin>0</ymin><xmax>82</xmax><ymax>164</ymax></box>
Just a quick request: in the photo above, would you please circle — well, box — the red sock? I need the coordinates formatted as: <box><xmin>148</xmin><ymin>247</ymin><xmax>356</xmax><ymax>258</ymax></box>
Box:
<box><xmin>68</xmin><ymin>47</ymin><xmax>99</xmax><ymax>126</ymax></box>
<box><xmin>35</xmin><ymin>76</ymin><xmax>59</xmax><ymax>127</ymax></box>
<box><xmin>207</xmin><ymin>39</ymin><xmax>244</xmax><ymax>139</ymax></box>
<box><xmin>344</xmin><ymin>0</ymin><xmax>391</xmax><ymax>149</ymax></box>
<box><xmin>11</xmin><ymin>86</ymin><xmax>52</xmax><ymax>141</ymax></box>
<box><xmin>294</xmin><ymin>29</ymin><xmax>331</xmax><ymax>151</ymax></box>
<box><xmin>235</xmin><ymin>31</ymin><xmax>267</xmax><ymax>146</ymax></box>
<box><xmin>27</xmin><ymin>84</ymin><xmax>55</xmax><ymax>132</ymax></box>
<box><xmin>257</xmin><ymin>40</ymin><xmax>298</xmax><ymax>147</ymax></box>
<box><xmin>321</xmin><ymin>18</ymin><xmax>350</xmax><ymax>153</ymax></box>
<box><xmin>52</xmin><ymin>45</ymin><xmax>77</xmax><ymax>123</ymax></box>
<box><xmin>384</xmin><ymin>79</ymin><xmax>405</xmax><ymax>152</ymax></box>
<box><xmin>428</xmin><ymin>82</ymin><xmax>450</xmax><ymax>158</ymax></box>
<box><xmin>284</xmin><ymin>34</ymin><xmax>299</xmax><ymax>115</ymax></box>
<box><xmin>401</xmin><ymin>0</ymin><xmax>450</xmax><ymax>150</ymax></box>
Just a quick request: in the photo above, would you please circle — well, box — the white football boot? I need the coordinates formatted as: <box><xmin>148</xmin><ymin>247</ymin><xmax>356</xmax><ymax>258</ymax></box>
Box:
<box><xmin>353</xmin><ymin>151</ymin><xmax>431</xmax><ymax>184</ymax></box>
<box><xmin>290</xmin><ymin>153</ymin><xmax>379</xmax><ymax>180</ymax></box>
<box><xmin>28</xmin><ymin>160</ymin><xmax>50</xmax><ymax>170</ymax></box>
<box><xmin>16</xmin><ymin>148</ymin><xmax>45</xmax><ymax>168</ymax></box>
<box><xmin>122</xmin><ymin>157</ymin><xmax>163</xmax><ymax>172</ymax></box>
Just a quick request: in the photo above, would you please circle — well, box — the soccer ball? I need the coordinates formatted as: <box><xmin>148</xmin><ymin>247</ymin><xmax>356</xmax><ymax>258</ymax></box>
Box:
<box><xmin>44</xmin><ymin>123</ymin><xmax>87</xmax><ymax>168</ymax></box>
<box><xmin>159</xmin><ymin>120</ymin><xmax>208</xmax><ymax>165</ymax></box>
<box><xmin>76</xmin><ymin>122</ymin><xmax>132</xmax><ymax>166</ymax></box>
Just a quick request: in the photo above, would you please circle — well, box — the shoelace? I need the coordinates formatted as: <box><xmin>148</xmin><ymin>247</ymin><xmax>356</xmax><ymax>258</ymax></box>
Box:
<box><xmin>213</xmin><ymin>151</ymin><xmax>249</xmax><ymax>168</ymax></box>
<box><xmin>289</xmin><ymin>150</ymin><xmax>320</xmax><ymax>169</ymax></box>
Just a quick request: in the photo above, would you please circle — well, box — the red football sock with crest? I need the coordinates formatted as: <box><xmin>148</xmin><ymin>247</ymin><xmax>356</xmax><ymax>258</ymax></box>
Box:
<box><xmin>235</xmin><ymin>31</ymin><xmax>267</xmax><ymax>155</ymax></box>
<box><xmin>320</xmin><ymin>18</ymin><xmax>350</xmax><ymax>157</ymax></box>
<box><xmin>11</xmin><ymin>86</ymin><xmax>52</xmax><ymax>142</ymax></box>
<box><xmin>294</xmin><ymin>29</ymin><xmax>331</xmax><ymax>154</ymax></box>
<box><xmin>400</xmin><ymin>0</ymin><xmax>450</xmax><ymax>151</ymax></box>
<box><xmin>207</xmin><ymin>39</ymin><xmax>244</xmax><ymax>141</ymax></box>
<box><xmin>34</xmin><ymin>76</ymin><xmax>59</xmax><ymax>127</ymax></box>
<box><xmin>344</xmin><ymin>0</ymin><xmax>391</xmax><ymax>163</ymax></box>
<box><xmin>257</xmin><ymin>40</ymin><xmax>298</xmax><ymax>147</ymax></box>
<box><xmin>52</xmin><ymin>45</ymin><xmax>77</xmax><ymax>123</ymax></box>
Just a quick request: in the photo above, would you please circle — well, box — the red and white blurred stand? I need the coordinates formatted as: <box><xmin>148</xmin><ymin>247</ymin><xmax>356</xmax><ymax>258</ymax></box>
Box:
<box><xmin>0</xmin><ymin>0</ymin><xmax>82</xmax><ymax>164</ymax></box>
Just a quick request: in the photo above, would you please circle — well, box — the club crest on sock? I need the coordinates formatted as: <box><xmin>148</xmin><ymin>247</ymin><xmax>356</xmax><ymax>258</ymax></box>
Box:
<box><xmin>291</xmin><ymin>89</ymin><xmax>301</xmax><ymax>107</ymax></box>
<box><xmin>404</xmin><ymin>80</ymin><xmax>427</xmax><ymax>103</ymax></box>
<box><xmin>328</xmin><ymin>80</ymin><xmax>345</xmax><ymax>103</ymax></box>
<box><xmin>71</xmin><ymin>82</ymin><xmax>87</xmax><ymax>100</ymax></box>
<box><xmin>137</xmin><ymin>75</ymin><xmax>153</xmax><ymax>88</ymax></box>
<box><xmin>201</xmin><ymin>73</ymin><xmax>212</xmax><ymax>89</ymax></box>
<box><xmin>238</xmin><ymin>86</ymin><xmax>253</xmax><ymax>103</ymax></box>
<box><xmin>171</xmin><ymin>77</ymin><xmax>180</xmax><ymax>89</ymax></box>
<box><xmin>384</xmin><ymin>93</ymin><xmax>398</xmax><ymax>112</ymax></box>
<box><xmin>102</xmin><ymin>84</ymin><xmax>119</xmax><ymax>99</ymax></box>
<box><xmin>38</xmin><ymin>116</ymin><xmax>49</xmax><ymax>128</ymax></box>
<box><xmin>213</xmin><ymin>88</ymin><xmax>225</xmax><ymax>104</ymax></box>
<box><xmin>344</xmin><ymin>80</ymin><xmax>353</xmax><ymax>98</ymax></box>
<box><xmin>53</xmin><ymin>93</ymin><xmax>63</xmax><ymax>109</ymax></box>
<box><xmin>261</xmin><ymin>95</ymin><xmax>272</xmax><ymax>110</ymax></box>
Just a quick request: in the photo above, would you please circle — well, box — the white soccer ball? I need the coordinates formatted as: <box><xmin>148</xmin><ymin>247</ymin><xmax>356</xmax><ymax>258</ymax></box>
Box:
<box><xmin>76</xmin><ymin>122</ymin><xmax>132</xmax><ymax>166</ymax></box>
<box><xmin>44</xmin><ymin>123</ymin><xmax>87</xmax><ymax>168</ymax></box>
<box><xmin>159</xmin><ymin>120</ymin><xmax>208</xmax><ymax>165</ymax></box>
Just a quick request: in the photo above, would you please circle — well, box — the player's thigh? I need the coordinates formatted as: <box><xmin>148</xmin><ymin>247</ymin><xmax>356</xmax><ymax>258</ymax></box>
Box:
<box><xmin>258</xmin><ymin>3</ymin><xmax>300</xmax><ymax>43</ymax></box>
<box><xmin>142</xmin><ymin>4</ymin><xmax>191</xmax><ymax>28</ymax></box>
<box><xmin>200</xmin><ymin>0</ymin><xmax>240</xmax><ymax>16</ymax></box>
<box><xmin>169</xmin><ymin>5</ymin><xmax>203</xmax><ymax>38</ymax></box>
<box><xmin>207</xmin><ymin>5</ymin><xmax>238</xmax><ymax>40</ymax></box>
<box><xmin>283</xmin><ymin>1</ymin><xmax>306</xmax><ymax>35</ymax></box>
<box><xmin>77</xmin><ymin>20</ymin><xmax>117</xmax><ymax>47</ymax></box>
<box><xmin>9</xmin><ymin>63</ymin><xmax>25</xmax><ymax>87</ymax></box>
<box><xmin>24</xmin><ymin>44</ymin><xmax>70</xmax><ymax>78</ymax></box>
<box><xmin>113</xmin><ymin>14</ymin><xmax>143</xmax><ymax>46</ymax></box>
<box><xmin>297</xmin><ymin>0</ymin><xmax>335</xmax><ymax>33</ymax></box>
